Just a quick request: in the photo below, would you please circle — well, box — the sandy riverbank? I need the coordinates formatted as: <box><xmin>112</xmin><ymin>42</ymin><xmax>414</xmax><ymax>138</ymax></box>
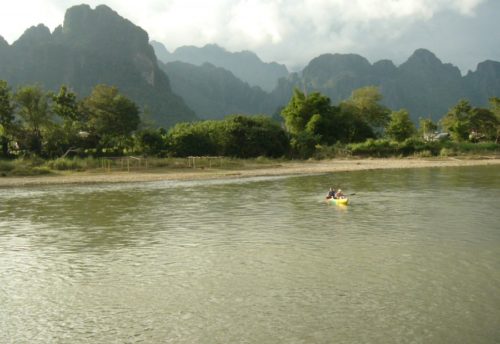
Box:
<box><xmin>0</xmin><ymin>157</ymin><xmax>498</xmax><ymax>188</ymax></box>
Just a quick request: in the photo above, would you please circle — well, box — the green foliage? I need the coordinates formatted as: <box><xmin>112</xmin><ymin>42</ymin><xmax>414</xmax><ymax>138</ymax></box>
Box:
<box><xmin>14</xmin><ymin>85</ymin><xmax>52</xmax><ymax>155</ymax></box>
<box><xmin>45</xmin><ymin>157</ymin><xmax>100</xmax><ymax>171</ymax></box>
<box><xmin>218</xmin><ymin>115</ymin><xmax>289</xmax><ymax>158</ymax></box>
<box><xmin>52</xmin><ymin>85</ymin><xmax>79</xmax><ymax>121</ymax></box>
<box><xmin>167</xmin><ymin>115</ymin><xmax>289</xmax><ymax>158</ymax></box>
<box><xmin>15</xmin><ymin>85</ymin><xmax>52</xmax><ymax>132</ymax></box>
<box><xmin>280</xmin><ymin>88</ymin><xmax>381</xmax><ymax>145</ymax></box>
<box><xmin>0</xmin><ymin>81</ymin><xmax>16</xmax><ymax>156</ymax></box>
<box><xmin>441</xmin><ymin>99</ymin><xmax>472</xmax><ymax>142</ymax></box>
<box><xmin>167</xmin><ymin>122</ymin><xmax>218</xmax><ymax>157</ymax></box>
<box><xmin>313</xmin><ymin>143</ymin><xmax>351</xmax><ymax>159</ymax></box>
<box><xmin>84</xmin><ymin>84</ymin><xmax>140</xmax><ymax>143</ymax></box>
<box><xmin>281</xmin><ymin>89</ymin><xmax>333</xmax><ymax>135</ymax></box>
<box><xmin>0</xmin><ymin>159</ymin><xmax>14</xmax><ymax>173</ymax></box>
<box><xmin>348</xmin><ymin>139</ymin><xmax>395</xmax><ymax>157</ymax></box>
<box><xmin>469</xmin><ymin>108</ymin><xmax>498</xmax><ymax>142</ymax></box>
<box><xmin>418</xmin><ymin>117</ymin><xmax>438</xmax><ymax>139</ymax></box>
<box><xmin>289</xmin><ymin>131</ymin><xmax>320</xmax><ymax>159</ymax></box>
<box><xmin>343</xmin><ymin>86</ymin><xmax>390</xmax><ymax>129</ymax></box>
<box><xmin>0</xmin><ymin>157</ymin><xmax>50</xmax><ymax>176</ymax></box>
<box><xmin>334</xmin><ymin>103</ymin><xmax>376</xmax><ymax>142</ymax></box>
<box><xmin>490</xmin><ymin>97</ymin><xmax>500</xmax><ymax>143</ymax></box>
<box><xmin>385</xmin><ymin>109</ymin><xmax>416</xmax><ymax>142</ymax></box>
<box><xmin>441</xmin><ymin>99</ymin><xmax>500</xmax><ymax>143</ymax></box>
<box><xmin>134</xmin><ymin>129</ymin><xmax>166</xmax><ymax>156</ymax></box>
<box><xmin>346</xmin><ymin>138</ymin><xmax>444</xmax><ymax>157</ymax></box>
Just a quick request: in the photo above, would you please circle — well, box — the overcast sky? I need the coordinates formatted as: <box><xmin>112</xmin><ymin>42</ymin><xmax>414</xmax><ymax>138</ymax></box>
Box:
<box><xmin>1</xmin><ymin>0</ymin><xmax>499</xmax><ymax>73</ymax></box>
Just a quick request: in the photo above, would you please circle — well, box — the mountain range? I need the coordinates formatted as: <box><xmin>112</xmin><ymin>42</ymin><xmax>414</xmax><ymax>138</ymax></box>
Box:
<box><xmin>0</xmin><ymin>4</ymin><xmax>498</xmax><ymax>128</ymax></box>
<box><xmin>151</xmin><ymin>42</ymin><xmax>288</xmax><ymax>92</ymax></box>
<box><xmin>156</xmin><ymin>41</ymin><xmax>500</xmax><ymax>123</ymax></box>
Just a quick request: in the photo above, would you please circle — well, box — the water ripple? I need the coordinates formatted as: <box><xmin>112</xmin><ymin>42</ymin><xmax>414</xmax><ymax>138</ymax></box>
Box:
<box><xmin>0</xmin><ymin>166</ymin><xmax>499</xmax><ymax>343</ymax></box>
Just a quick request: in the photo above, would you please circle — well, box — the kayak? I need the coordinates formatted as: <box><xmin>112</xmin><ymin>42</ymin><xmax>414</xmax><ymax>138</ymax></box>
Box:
<box><xmin>326</xmin><ymin>197</ymin><xmax>349</xmax><ymax>206</ymax></box>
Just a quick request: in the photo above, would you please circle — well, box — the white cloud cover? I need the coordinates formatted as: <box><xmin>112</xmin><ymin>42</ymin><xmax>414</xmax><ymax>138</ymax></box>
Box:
<box><xmin>0</xmin><ymin>0</ymin><xmax>497</xmax><ymax>71</ymax></box>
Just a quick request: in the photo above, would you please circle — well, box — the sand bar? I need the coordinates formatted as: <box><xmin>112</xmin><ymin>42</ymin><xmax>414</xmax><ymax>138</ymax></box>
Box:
<box><xmin>0</xmin><ymin>157</ymin><xmax>498</xmax><ymax>188</ymax></box>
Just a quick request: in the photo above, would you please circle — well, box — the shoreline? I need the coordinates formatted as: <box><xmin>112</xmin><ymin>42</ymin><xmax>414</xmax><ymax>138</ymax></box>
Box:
<box><xmin>0</xmin><ymin>157</ymin><xmax>499</xmax><ymax>188</ymax></box>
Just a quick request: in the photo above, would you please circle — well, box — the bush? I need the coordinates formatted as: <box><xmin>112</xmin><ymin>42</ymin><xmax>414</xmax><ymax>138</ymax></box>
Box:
<box><xmin>46</xmin><ymin>158</ymin><xmax>82</xmax><ymax>171</ymax></box>
<box><xmin>10</xmin><ymin>165</ymin><xmax>51</xmax><ymax>176</ymax></box>
<box><xmin>0</xmin><ymin>160</ymin><xmax>14</xmax><ymax>172</ymax></box>
<box><xmin>348</xmin><ymin>139</ymin><xmax>396</xmax><ymax>157</ymax></box>
<box><xmin>440</xmin><ymin>148</ymin><xmax>456</xmax><ymax>157</ymax></box>
<box><xmin>313</xmin><ymin>143</ymin><xmax>351</xmax><ymax>159</ymax></box>
<box><xmin>414</xmin><ymin>150</ymin><xmax>433</xmax><ymax>158</ymax></box>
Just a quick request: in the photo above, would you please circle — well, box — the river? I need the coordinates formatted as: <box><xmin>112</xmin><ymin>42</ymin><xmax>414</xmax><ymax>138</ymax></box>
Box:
<box><xmin>1</xmin><ymin>165</ymin><xmax>499</xmax><ymax>343</ymax></box>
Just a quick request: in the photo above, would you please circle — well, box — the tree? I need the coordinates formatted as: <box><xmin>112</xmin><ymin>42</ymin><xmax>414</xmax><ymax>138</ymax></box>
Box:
<box><xmin>418</xmin><ymin>117</ymin><xmax>438</xmax><ymax>140</ymax></box>
<box><xmin>52</xmin><ymin>85</ymin><xmax>79</xmax><ymax>122</ymax></box>
<box><xmin>489</xmin><ymin>97</ymin><xmax>500</xmax><ymax>143</ymax></box>
<box><xmin>134</xmin><ymin>129</ymin><xmax>166</xmax><ymax>156</ymax></box>
<box><xmin>385</xmin><ymin>109</ymin><xmax>416</xmax><ymax>142</ymax></box>
<box><xmin>281</xmin><ymin>89</ymin><xmax>332</xmax><ymax>136</ymax></box>
<box><xmin>280</xmin><ymin>88</ymin><xmax>346</xmax><ymax>147</ymax></box>
<box><xmin>166</xmin><ymin>115</ymin><xmax>289</xmax><ymax>158</ymax></box>
<box><xmin>84</xmin><ymin>85</ymin><xmax>140</xmax><ymax>150</ymax></box>
<box><xmin>338</xmin><ymin>102</ymin><xmax>376</xmax><ymax>143</ymax></box>
<box><xmin>218</xmin><ymin>115</ymin><xmax>288</xmax><ymax>158</ymax></box>
<box><xmin>441</xmin><ymin>99</ymin><xmax>472</xmax><ymax>142</ymax></box>
<box><xmin>344</xmin><ymin>86</ymin><xmax>390</xmax><ymax>130</ymax></box>
<box><xmin>441</xmin><ymin>99</ymin><xmax>499</xmax><ymax>143</ymax></box>
<box><xmin>0</xmin><ymin>80</ymin><xmax>16</xmax><ymax>156</ymax></box>
<box><xmin>166</xmin><ymin>122</ymin><xmax>216</xmax><ymax>157</ymax></box>
<box><xmin>468</xmin><ymin>108</ymin><xmax>498</xmax><ymax>142</ymax></box>
<box><xmin>15</xmin><ymin>85</ymin><xmax>53</xmax><ymax>155</ymax></box>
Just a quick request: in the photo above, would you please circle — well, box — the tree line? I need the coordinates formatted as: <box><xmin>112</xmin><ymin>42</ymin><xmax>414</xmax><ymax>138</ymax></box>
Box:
<box><xmin>280</xmin><ymin>86</ymin><xmax>499</xmax><ymax>157</ymax></box>
<box><xmin>0</xmin><ymin>80</ymin><xmax>498</xmax><ymax>161</ymax></box>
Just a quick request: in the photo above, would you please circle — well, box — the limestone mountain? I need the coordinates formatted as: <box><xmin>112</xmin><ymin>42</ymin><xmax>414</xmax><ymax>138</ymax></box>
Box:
<box><xmin>274</xmin><ymin>49</ymin><xmax>498</xmax><ymax>122</ymax></box>
<box><xmin>154</xmin><ymin>42</ymin><xmax>288</xmax><ymax>92</ymax></box>
<box><xmin>150</xmin><ymin>40</ymin><xmax>171</xmax><ymax>63</ymax></box>
<box><xmin>0</xmin><ymin>4</ymin><xmax>196</xmax><ymax>127</ymax></box>
<box><xmin>463</xmin><ymin>60</ymin><xmax>500</xmax><ymax>105</ymax></box>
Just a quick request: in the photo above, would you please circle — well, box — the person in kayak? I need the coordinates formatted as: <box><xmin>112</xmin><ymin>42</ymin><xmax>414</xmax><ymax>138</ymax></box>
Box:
<box><xmin>326</xmin><ymin>187</ymin><xmax>336</xmax><ymax>199</ymax></box>
<box><xmin>335</xmin><ymin>189</ymin><xmax>345</xmax><ymax>199</ymax></box>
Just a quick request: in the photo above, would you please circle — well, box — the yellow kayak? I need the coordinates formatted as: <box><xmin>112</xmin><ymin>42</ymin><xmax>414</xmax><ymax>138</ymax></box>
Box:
<box><xmin>326</xmin><ymin>197</ymin><xmax>349</xmax><ymax>206</ymax></box>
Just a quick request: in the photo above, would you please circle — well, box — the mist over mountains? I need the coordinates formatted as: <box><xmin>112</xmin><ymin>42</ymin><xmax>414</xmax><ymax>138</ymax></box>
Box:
<box><xmin>0</xmin><ymin>3</ymin><xmax>498</xmax><ymax>128</ymax></box>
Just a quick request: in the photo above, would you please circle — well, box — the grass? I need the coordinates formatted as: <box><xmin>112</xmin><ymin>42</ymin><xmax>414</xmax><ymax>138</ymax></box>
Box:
<box><xmin>0</xmin><ymin>157</ymin><xmax>52</xmax><ymax>176</ymax></box>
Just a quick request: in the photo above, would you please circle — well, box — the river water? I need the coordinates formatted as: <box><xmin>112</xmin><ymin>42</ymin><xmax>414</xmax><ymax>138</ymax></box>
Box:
<box><xmin>0</xmin><ymin>165</ymin><xmax>499</xmax><ymax>343</ymax></box>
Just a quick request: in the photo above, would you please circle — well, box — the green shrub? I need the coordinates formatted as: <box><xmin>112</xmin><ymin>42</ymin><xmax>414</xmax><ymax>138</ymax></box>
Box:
<box><xmin>440</xmin><ymin>148</ymin><xmax>456</xmax><ymax>157</ymax></box>
<box><xmin>414</xmin><ymin>150</ymin><xmax>433</xmax><ymax>158</ymax></box>
<box><xmin>46</xmin><ymin>158</ymin><xmax>83</xmax><ymax>171</ymax></box>
<box><xmin>10</xmin><ymin>165</ymin><xmax>51</xmax><ymax>176</ymax></box>
<box><xmin>348</xmin><ymin>139</ymin><xmax>396</xmax><ymax>157</ymax></box>
<box><xmin>0</xmin><ymin>160</ymin><xmax>14</xmax><ymax>172</ymax></box>
<box><xmin>313</xmin><ymin>143</ymin><xmax>351</xmax><ymax>159</ymax></box>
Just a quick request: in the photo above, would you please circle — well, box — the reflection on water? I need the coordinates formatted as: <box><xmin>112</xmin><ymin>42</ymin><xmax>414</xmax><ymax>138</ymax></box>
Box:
<box><xmin>0</xmin><ymin>166</ymin><xmax>499</xmax><ymax>343</ymax></box>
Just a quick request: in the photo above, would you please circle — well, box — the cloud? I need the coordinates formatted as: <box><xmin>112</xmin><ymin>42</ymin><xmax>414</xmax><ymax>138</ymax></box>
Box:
<box><xmin>133</xmin><ymin>0</ymin><xmax>488</xmax><ymax>66</ymax></box>
<box><xmin>0</xmin><ymin>0</ymin><xmax>494</xmax><ymax>71</ymax></box>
